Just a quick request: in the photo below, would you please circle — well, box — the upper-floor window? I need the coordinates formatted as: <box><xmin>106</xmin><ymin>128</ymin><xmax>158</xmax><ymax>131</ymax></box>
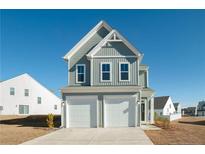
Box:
<box><xmin>54</xmin><ymin>105</ymin><xmax>57</xmax><ymax>110</ymax></box>
<box><xmin>76</xmin><ymin>64</ymin><xmax>85</xmax><ymax>83</ymax></box>
<box><xmin>101</xmin><ymin>62</ymin><xmax>112</xmax><ymax>82</ymax></box>
<box><xmin>37</xmin><ymin>97</ymin><xmax>41</xmax><ymax>104</ymax></box>
<box><xmin>10</xmin><ymin>87</ymin><xmax>15</xmax><ymax>95</ymax></box>
<box><xmin>24</xmin><ymin>89</ymin><xmax>29</xmax><ymax>96</ymax></box>
<box><xmin>119</xmin><ymin>62</ymin><xmax>130</xmax><ymax>81</ymax></box>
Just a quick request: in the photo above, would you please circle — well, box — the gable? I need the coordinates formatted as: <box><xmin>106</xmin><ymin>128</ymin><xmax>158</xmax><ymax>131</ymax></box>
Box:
<box><xmin>94</xmin><ymin>42</ymin><xmax>136</xmax><ymax>57</ymax></box>
<box><xmin>63</xmin><ymin>21</ymin><xmax>112</xmax><ymax>60</ymax></box>
<box><xmin>0</xmin><ymin>73</ymin><xmax>60</xmax><ymax>100</ymax></box>
<box><xmin>154</xmin><ymin>96</ymin><xmax>169</xmax><ymax>109</ymax></box>
<box><xmin>87</xmin><ymin>30</ymin><xmax>142</xmax><ymax>59</ymax></box>
<box><xmin>69</xmin><ymin>27</ymin><xmax>110</xmax><ymax>67</ymax></box>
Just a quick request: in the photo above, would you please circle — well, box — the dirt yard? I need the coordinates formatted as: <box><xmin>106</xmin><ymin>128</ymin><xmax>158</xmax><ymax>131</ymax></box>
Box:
<box><xmin>145</xmin><ymin>117</ymin><xmax>205</xmax><ymax>145</ymax></box>
<box><xmin>0</xmin><ymin>115</ymin><xmax>60</xmax><ymax>145</ymax></box>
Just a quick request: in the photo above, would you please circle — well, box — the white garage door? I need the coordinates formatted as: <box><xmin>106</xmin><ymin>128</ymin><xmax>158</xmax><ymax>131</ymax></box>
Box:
<box><xmin>68</xmin><ymin>96</ymin><xmax>97</xmax><ymax>128</ymax></box>
<box><xmin>104</xmin><ymin>95</ymin><xmax>136</xmax><ymax>127</ymax></box>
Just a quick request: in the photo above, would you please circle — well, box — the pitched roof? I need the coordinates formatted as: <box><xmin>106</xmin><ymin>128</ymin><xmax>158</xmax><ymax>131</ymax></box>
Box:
<box><xmin>86</xmin><ymin>29</ymin><xmax>142</xmax><ymax>60</ymax></box>
<box><xmin>0</xmin><ymin>73</ymin><xmax>60</xmax><ymax>99</ymax></box>
<box><xmin>63</xmin><ymin>20</ymin><xmax>112</xmax><ymax>60</ymax></box>
<box><xmin>174</xmin><ymin>103</ymin><xmax>179</xmax><ymax>107</ymax></box>
<box><xmin>173</xmin><ymin>103</ymin><xmax>180</xmax><ymax>110</ymax></box>
<box><xmin>154</xmin><ymin>96</ymin><xmax>170</xmax><ymax>109</ymax></box>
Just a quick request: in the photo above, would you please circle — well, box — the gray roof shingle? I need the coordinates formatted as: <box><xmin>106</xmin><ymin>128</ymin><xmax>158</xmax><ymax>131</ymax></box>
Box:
<box><xmin>154</xmin><ymin>96</ymin><xmax>170</xmax><ymax>109</ymax></box>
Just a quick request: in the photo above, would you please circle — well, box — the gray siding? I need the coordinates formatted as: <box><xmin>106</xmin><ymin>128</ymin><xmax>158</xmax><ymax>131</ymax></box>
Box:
<box><xmin>139</xmin><ymin>70</ymin><xmax>147</xmax><ymax>87</ymax></box>
<box><xmin>94</xmin><ymin>42</ymin><xmax>135</xmax><ymax>56</ymax></box>
<box><xmin>93</xmin><ymin>58</ymin><xmax>139</xmax><ymax>86</ymax></box>
<box><xmin>69</xmin><ymin>27</ymin><xmax>110</xmax><ymax>86</ymax></box>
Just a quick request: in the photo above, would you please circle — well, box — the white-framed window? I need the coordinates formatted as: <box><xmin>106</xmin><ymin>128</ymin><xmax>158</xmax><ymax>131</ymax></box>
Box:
<box><xmin>10</xmin><ymin>87</ymin><xmax>15</xmax><ymax>95</ymax></box>
<box><xmin>37</xmin><ymin>97</ymin><xmax>41</xmax><ymax>104</ymax></box>
<box><xmin>54</xmin><ymin>105</ymin><xmax>57</xmax><ymax>110</ymax></box>
<box><xmin>119</xmin><ymin>62</ymin><xmax>130</xmax><ymax>81</ymax></box>
<box><xmin>101</xmin><ymin>62</ymin><xmax>112</xmax><ymax>82</ymax></box>
<box><xmin>24</xmin><ymin>89</ymin><xmax>29</xmax><ymax>96</ymax></box>
<box><xmin>76</xmin><ymin>64</ymin><xmax>86</xmax><ymax>83</ymax></box>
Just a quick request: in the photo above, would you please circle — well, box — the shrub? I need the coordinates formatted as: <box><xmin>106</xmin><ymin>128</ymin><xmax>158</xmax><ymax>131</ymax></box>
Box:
<box><xmin>161</xmin><ymin>118</ymin><xmax>170</xmax><ymax>129</ymax></box>
<box><xmin>46</xmin><ymin>114</ymin><xmax>54</xmax><ymax>128</ymax></box>
<box><xmin>154</xmin><ymin>112</ymin><xmax>170</xmax><ymax>129</ymax></box>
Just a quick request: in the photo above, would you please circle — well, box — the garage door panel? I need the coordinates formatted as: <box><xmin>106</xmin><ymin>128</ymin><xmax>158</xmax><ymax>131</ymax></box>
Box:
<box><xmin>105</xmin><ymin>95</ymin><xmax>136</xmax><ymax>127</ymax></box>
<box><xmin>68</xmin><ymin>96</ymin><xmax>97</xmax><ymax>128</ymax></box>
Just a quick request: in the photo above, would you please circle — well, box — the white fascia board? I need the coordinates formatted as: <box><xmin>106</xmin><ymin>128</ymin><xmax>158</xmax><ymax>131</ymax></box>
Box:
<box><xmin>63</xmin><ymin>20</ymin><xmax>112</xmax><ymax>60</ymax></box>
<box><xmin>87</xmin><ymin>30</ymin><xmax>115</xmax><ymax>58</ymax></box>
<box><xmin>87</xmin><ymin>29</ymin><xmax>143</xmax><ymax>59</ymax></box>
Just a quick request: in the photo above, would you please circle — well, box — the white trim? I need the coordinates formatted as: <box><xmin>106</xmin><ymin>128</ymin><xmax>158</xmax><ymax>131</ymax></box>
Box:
<box><xmin>146</xmin><ymin>70</ymin><xmax>149</xmax><ymax>87</ymax></box>
<box><xmin>76</xmin><ymin>64</ymin><xmax>86</xmax><ymax>84</ymax></box>
<box><xmin>100</xmin><ymin>62</ymin><xmax>112</xmax><ymax>82</ymax></box>
<box><xmin>90</xmin><ymin>59</ymin><xmax>93</xmax><ymax>86</ymax></box>
<box><xmin>137</xmin><ymin>58</ymin><xmax>140</xmax><ymax>86</ymax></box>
<box><xmin>68</xmin><ymin>60</ymin><xmax>70</xmax><ymax>85</ymax></box>
<box><xmin>92</xmin><ymin>55</ymin><xmax>137</xmax><ymax>58</ymax></box>
<box><xmin>107</xmin><ymin>40</ymin><xmax>123</xmax><ymax>42</ymax></box>
<box><xmin>63</xmin><ymin>20</ymin><xmax>112</xmax><ymax>60</ymax></box>
<box><xmin>119</xmin><ymin>62</ymin><xmax>130</xmax><ymax>82</ymax></box>
<box><xmin>87</xmin><ymin>30</ymin><xmax>142</xmax><ymax>58</ymax></box>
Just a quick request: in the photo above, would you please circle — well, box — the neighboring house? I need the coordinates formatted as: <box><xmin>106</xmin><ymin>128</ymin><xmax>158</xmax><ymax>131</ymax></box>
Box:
<box><xmin>0</xmin><ymin>73</ymin><xmax>61</xmax><ymax>115</ymax></box>
<box><xmin>61</xmin><ymin>20</ymin><xmax>155</xmax><ymax>128</ymax></box>
<box><xmin>173</xmin><ymin>102</ymin><xmax>181</xmax><ymax>113</ymax></box>
<box><xmin>197</xmin><ymin>100</ymin><xmax>205</xmax><ymax>116</ymax></box>
<box><xmin>182</xmin><ymin>107</ymin><xmax>197</xmax><ymax>116</ymax></box>
<box><xmin>154</xmin><ymin>96</ymin><xmax>181</xmax><ymax>121</ymax></box>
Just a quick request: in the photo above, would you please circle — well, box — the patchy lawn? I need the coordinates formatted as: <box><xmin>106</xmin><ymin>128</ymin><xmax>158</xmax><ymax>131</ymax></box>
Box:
<box><xmin>145</xmin><ymin>117</ymin><xmax>205</xmax><ymax>145</ymax></box>
<box><xmin>0</xmin><ymin>115</ymin><xmax>60</xmax><ymax>145</ymax></box>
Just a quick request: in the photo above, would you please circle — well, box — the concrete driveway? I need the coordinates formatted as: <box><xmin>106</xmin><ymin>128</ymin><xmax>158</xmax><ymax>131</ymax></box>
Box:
<box><xmin>22</xmin><ymin>127</ymin><xmax>153</xmax><ymax>145</ymax></box>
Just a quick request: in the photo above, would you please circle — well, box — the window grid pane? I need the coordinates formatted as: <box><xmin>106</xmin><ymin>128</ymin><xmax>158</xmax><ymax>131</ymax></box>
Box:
<box><xmin>25</xmin><ymin>89</ymin><xmax>29</xmax><ymax>96</ymax></box>
<box><xmin>10</xmin><ymin>87</ymin><xmax>15</xmax><ymax>95</ymax></box>
<box><xmin>102</xmin><ymin>64</ymin><xmax>110</xmax><ymax>81</ymax></box>
<box><xmin>77</xmin><ymin>65</ymin><xmax>85</xmax><ymax>82</ymax></box>
<box><xmin>120</xmin><ymin>63</ymin><xmax>129</xmax><ymax>80</ymax></box>
<box><xmin>37</xmin><ymin>97</ymin><xmax>41</xmax><ymax>104</ymax></box>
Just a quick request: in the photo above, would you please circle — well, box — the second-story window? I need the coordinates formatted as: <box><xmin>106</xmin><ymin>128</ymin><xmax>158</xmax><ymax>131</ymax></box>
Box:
<box><xmin>10</xmin><ymin>87</ymin><xmax>15</xmax><ymax>95</ymax></box>
<box><xmin>119</xmin><ymin>62</ymin><xmax>130</xmax><ymax>81</ymax></box>
<box><xmin>24</xmin><ymin>89</ymin><xmax>29</xmax><ymax>96</ymax></box>
<box><xmin>101</xmin><ymin>63</ymin><xmax>111</xmax><ymax>82</ymax></box>
<box><xmin>76</xmin><ymin>64</ymin><xmax>85</xmax><ymax>83</ymax></box>
<box><xmin>37</xmin><ymin>97</ymin><xmax>41</xmax><ymax>104</ymax></box>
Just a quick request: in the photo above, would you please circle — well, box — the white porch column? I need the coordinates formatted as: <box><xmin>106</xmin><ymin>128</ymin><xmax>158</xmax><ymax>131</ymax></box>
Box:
<box><xmin>65</xmin><ymin>99</ymin><xmax>69</xmax><ymax>128</ymax></box>
<box><xmin>61</xmin><ymin>100</ymin><xmax>64</xmax><ymax>127</ymax></box>
<box><xmin>150</xmin><ymin>97</ymin><xmax>154</xmax><ymax>124</ymax></box>
<box><xmin>137</xmin><ymin>92</ymin><xmax>141</xmax><ymax>126</ymax></box>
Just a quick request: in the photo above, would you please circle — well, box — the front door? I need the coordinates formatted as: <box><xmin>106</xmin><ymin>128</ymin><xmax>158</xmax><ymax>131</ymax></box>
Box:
<box><xmin>141</xmin><ymin>101</ymin><xmax>145</xmax><ymax>122</ymax></box>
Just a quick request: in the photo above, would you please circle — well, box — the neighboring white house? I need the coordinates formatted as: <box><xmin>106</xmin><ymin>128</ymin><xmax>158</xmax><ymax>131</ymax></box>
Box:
<box><xmin>173</xmin><ymin>102</ymin><xmax>181</xmax><ymax>113</ymax></box>
<box><xmin>197</xmin><ymin>100</ymin><xmax>205</xmax><ymax>116</ymax></box>
<box><xmin>154</xmin><ymin>96</ymin><xmax>181</xmax><ymax>121</ymax></box>
<box><xmin>0</xmin><ymin>73</ymin><xmax>61</xmax><ymax>115</ymax></box>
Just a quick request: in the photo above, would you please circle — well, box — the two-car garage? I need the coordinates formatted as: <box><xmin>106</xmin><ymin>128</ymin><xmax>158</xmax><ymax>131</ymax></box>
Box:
<box><xmin>65</xmin><ymin>95</ymin><xmax>137</xmax><ymax>128</ymax></box>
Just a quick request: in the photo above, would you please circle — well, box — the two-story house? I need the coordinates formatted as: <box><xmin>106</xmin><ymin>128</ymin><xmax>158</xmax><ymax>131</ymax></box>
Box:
<box><xmin>61</xmin><ymin>21</ymin><xmax>155</xmax><ymax>128</ymax></box>
<box><xmin>0</xmin><ymin>73</ymin><xmax>61</xmax><ymax>115</ymax></box>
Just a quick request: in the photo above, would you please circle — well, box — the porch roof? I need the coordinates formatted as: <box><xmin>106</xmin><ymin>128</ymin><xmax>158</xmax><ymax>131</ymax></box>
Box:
<box><xmin>61</xmin><ymin>85</ymin><xmax>143</xmax><ymax>94</ymax></box>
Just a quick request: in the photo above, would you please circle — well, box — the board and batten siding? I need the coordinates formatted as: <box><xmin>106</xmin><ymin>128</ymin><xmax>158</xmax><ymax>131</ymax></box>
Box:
<box><xmin>93</xmin><ymin>57</ymin><xmax>139</xmax><ymax>86</ymax></box>
<box><xmin>94</xmin><ymin>42</ymin><xmax>136</xmax><ymax>57</ymax></box>
<box><xmin>139</xmin><ymin>71</ymin><xmax>147</xmax><ymax>88</ymax></box>
<box><xmin>69</xmin><ymin>27</ymin><xmax>110</xmax><ymax>86</ymax></box>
